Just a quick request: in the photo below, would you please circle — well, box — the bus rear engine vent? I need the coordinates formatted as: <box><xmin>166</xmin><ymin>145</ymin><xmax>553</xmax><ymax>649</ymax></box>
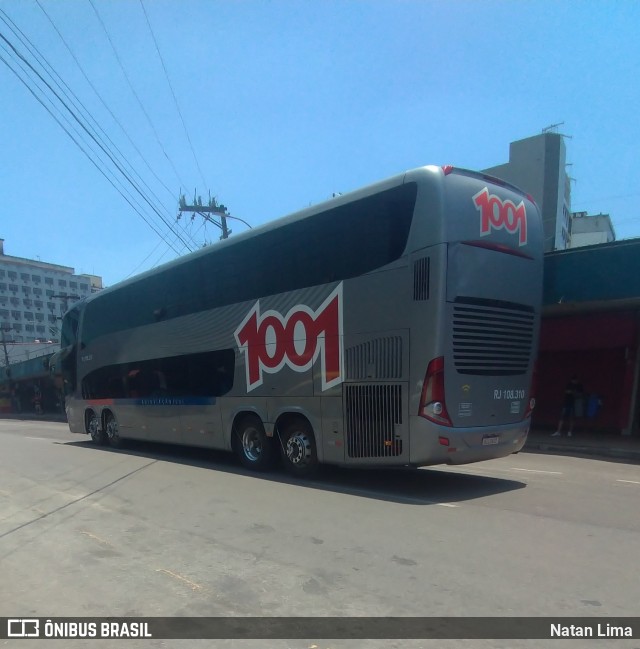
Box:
<box><xmin>345</xmin><ymin>383</ymin><xmax>403</xmax><ymax>458</ymax></box>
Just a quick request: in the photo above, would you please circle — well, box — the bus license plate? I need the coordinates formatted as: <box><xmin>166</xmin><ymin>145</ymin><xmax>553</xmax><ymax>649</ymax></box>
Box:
<box><xmin>482</xmin><ymin>435</ymin><xmax>500</xmax><ymax>446</ymax></box>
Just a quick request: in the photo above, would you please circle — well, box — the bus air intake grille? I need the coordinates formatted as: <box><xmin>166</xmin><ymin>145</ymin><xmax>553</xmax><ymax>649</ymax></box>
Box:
<box><xmin>345</xmin><ymin>336</ymin><xmax>402</xmax><ymax>380</ymax></box>
<box><xmin>413</xmin><ymin>256</ymin><xmax>430</xmax><ymax>300</ymax></box>
<box><xmin>345</xmin><ymin>383</ymin><xmax>403</xmax><ymax>458</ymax></box>
<box><xmin>452</xmin><ymin>297</ymin><xmax>535</xmax><ymax>376</ymax></box>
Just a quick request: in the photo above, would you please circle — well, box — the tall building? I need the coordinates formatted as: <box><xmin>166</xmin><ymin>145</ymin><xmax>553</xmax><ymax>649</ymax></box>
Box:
<box><xmin>0</xmin><ymin>238</ymin><xmax>102</xmax><ymax>345</ymax></box>
<box><xmin>483</xmin><ymin>130</ymin><xmax>572</xmax><ymax>252</ymax></box>
<box><xmin>569</xmin><ymin>211</ymin><xmax>616</xmax><ymax>248</ymax></box>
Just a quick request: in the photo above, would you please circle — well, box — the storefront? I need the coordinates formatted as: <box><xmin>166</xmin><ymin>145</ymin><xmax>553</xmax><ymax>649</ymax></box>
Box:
<box><xmin>534</xmin><ymin>310</ymin><xmax>639</xmax><ymax>434</ymax></box>
<box><xmin>534</xmin><ymin>240</ymin><xmax>640</xmax><ymax>436</ymax></box>
<box><xmin>0</xmin><ymin>353</ymin><xmax>63</xmax><ymax>415</ymax></box>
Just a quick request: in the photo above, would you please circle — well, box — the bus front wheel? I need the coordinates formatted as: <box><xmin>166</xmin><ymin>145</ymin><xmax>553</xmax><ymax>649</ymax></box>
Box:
<box><xmin>279</xmin><ymin>419</ymin><xmax>318</xmax><ymax>478</ymax></box>
<box><xmin>234</xmin><ymin>415</ymin><xmax>276</xmax><ymax>471</ymax></box>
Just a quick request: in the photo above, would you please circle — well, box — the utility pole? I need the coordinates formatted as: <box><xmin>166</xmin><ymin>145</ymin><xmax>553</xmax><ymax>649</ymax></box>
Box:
<box><xmin>178</xmin><ymin>192</ymin><xmax>252</xmax><ymax>242</ymax></box>
<box><xmin>1</xmin><ymin>324</ymin><xmax>13</xmax><ymax>393</ymax></box>
<box><xmin>178</xmin><ymin>193</ymin><xmax>231</xmax><ymax>240</ymax></box>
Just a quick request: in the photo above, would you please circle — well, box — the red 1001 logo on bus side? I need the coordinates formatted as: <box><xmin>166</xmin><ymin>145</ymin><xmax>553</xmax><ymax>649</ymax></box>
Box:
<box><xmin>234</xmin><ymin>284</ymin><xmax>344</xmax><ymax>392</ymax></box>
<box><xmin>473</xmin><ymin>187</ymin><xmax>528</xmax><ymax>246</ymax></box>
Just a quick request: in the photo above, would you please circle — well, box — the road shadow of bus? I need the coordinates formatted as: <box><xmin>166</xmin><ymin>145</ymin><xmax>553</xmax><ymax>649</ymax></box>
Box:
<box><xmin>62</xmin><ymin>438</ymin><xmax>526</xmax><ymax>505</ymax></box>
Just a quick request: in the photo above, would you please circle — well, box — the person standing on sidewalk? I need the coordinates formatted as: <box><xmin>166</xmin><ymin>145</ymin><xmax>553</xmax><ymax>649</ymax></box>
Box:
<box><xmin>552</xmin><ymin>375</ymin><xmax>583</xmax><ymax>437</ymax></box>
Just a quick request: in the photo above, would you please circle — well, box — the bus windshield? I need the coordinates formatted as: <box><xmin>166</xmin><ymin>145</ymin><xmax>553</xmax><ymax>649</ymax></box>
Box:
<box><xmin>61</xmin><ymin>305</ymin><xmax>81</xmax><ymax>349</ymax></box>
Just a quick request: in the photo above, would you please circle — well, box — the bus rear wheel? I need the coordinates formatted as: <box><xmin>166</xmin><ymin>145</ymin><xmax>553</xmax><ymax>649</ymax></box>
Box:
<box><xmin>104</xmin><ymin>411</ymin><xmax>123</xmax><ymax>448</ymax></box>
<box><xmin>87</xmin><ymin>410</ymin><xmax>106</xmax><ymax>445</ymax></box>
<box><xmin>279</xmin><ymin>419</ymin><xmax>318</xmax><ymax>478</ymax></box>
<box><xmin>234</xmin><ymin>416</ymin><xmax>276</xmax><ymax>471</ymax></box>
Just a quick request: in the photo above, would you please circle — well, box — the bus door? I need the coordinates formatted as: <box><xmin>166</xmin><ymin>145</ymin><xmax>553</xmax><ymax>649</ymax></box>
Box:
<box><xmin>120</xmin><ymin>366</ymin><xmax>183</xmax><ymax>443</ymax></box>
<box><xmin>174</xmin><ymin>349</ymin><xmax>234</xmax><ymax>449</ymax></box>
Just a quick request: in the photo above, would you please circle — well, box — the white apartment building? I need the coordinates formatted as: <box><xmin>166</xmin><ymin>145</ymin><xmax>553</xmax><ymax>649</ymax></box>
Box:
<box><xmin>569</xmin><ymin>211</ymin><xmax>616</xmax><ymax>248</ymax></box>
<box><xmin>0</xmin><ymin>238</ymin><xmax>102</xmax><ymax>346</ymax></box>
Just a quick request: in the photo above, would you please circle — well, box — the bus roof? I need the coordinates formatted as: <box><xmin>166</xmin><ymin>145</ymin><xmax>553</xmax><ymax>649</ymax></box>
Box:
<box><xmin>83</xmin><ymin>164</ymin><xmax>528</xmax><ymax>306</ymax></box>
<box><xmin>84</xmin><ymin>166</ymin><xmax>432</xmax><ymax>304</ymax></box>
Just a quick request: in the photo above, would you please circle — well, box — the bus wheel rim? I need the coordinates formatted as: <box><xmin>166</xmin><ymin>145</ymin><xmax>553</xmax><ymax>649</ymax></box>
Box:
<box><xmin>106</xmin><ymin>418</ymin><xmax>118</xmax><ymax>440</ymax></box>
<box><xmin>88</xmin><ymin>415</ymin><xmax>100</xmax><ymax>439</ymax></box>
<box><xmin>286</xmin><ymin>432</ymin><xmax>310</xmax><ymax>465</ymax></box>
<box><xmin>241</xmin><ymin>427</ymin><xmax>262</xmax><ymax>462</ymax></box>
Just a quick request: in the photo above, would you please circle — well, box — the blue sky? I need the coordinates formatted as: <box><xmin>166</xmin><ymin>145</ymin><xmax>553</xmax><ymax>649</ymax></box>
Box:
<box><xmin>1</xmin><ymin>0</ymin><xmax>639</xmax><ymax>287</ymax></box>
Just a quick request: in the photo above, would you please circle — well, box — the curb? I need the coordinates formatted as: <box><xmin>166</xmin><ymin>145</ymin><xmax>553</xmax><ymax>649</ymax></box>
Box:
<box><xmin>524</xmin><ymin>439</ymin><xmax>640</xmax><ymax>463</ymax></box>
<box><xmin>0</xmin><ymin>414</ymin><xmax>67</xmax><ymax>424</ymax></box>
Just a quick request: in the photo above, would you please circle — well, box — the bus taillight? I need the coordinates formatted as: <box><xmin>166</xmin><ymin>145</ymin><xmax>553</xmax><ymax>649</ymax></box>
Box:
<box><xmin>418</xmin><ymin>356</ymin><xmax>452</xmax><ymax>426</ymax></box>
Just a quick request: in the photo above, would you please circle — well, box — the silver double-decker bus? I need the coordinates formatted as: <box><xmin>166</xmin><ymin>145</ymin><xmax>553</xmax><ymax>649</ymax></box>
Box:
<box><xmin>53</xmin><ymin>165</ymin><xmax>543</xmax><ymax>476</ymax></box>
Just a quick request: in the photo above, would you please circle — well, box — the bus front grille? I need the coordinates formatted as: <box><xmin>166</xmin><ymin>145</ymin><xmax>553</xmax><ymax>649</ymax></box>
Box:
<box><xmin>345</xmin><ymin>383</ymin><xmax>403</xmax><ymax>458</ymax></box>
<box><xmin>452</xmin><ymin>297</ymin><xmax>535</xmax><ymax>376</ymax></box>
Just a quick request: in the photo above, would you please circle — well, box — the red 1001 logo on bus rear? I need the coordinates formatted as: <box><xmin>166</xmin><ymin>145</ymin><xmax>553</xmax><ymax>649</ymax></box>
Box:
<box><xmin>473</xmin><ymin>187</ymin><xmax>528</xmax><ymax>246</ymax></box>
<box><xmin>234</xmin><ymin>284</ymin><xmax>344</xmax><ymax>392</ymax></box>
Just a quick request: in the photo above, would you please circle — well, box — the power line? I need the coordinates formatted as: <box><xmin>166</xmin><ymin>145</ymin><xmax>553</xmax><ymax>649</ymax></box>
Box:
<box><xmin>28</xmin><ymin>2</ymin><xmax>198</xmax><ymax>251</ymax></box>
<box><xmin>0</xmin><ymin>16</ymin><xmax>196</xmax><ymax>247</ymax></box>
<box><xmin>139</xmin><ymin>0</ymin><xmax>208</xmax><ymax>190</ymax></box>
<box><xmin>1</xmin><ymin>8</ymin><xmax>177</xmax><ymax>222</ymax></box>
<box><xmin>124</xmin><ymin>210</ymin><xmax>208</xmax><ymax>280</ymax></box>
<box><xmin>34</xmin><ymin>0</ymin><xmax>177</xmax><ymax>202</ymax></box>
<box><xmin>0</xmin><ymin>45</ymin><xmax>181</xmax><ymax>254</ymax></box>
<box><xmin>0</xmin><ymin>23</ymin><xmax>194</xmax><ymax>252</ymax></box>
<box><xmin>88</xmin><ymin>0</ymin><xmax>189</xmax><ymax>191</ymax></box>
<box><xmin>150</xmin><ymin>218</ymin><xmax>208</xmax><ymax>270</ymax></box>
<box><xmin>574</xmin><ymin>192</ymin><xmax>640</xmax><ymax>205</ymax></box>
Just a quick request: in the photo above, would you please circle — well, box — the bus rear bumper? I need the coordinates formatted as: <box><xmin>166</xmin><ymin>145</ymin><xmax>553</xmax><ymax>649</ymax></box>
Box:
<box><xmin>409</xmin><ymin>418</ymin><xmax>530</xmax><ymax>466</ymax></box>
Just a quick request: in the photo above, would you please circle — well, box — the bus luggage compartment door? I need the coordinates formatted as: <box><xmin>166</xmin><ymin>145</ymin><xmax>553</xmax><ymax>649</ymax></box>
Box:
<box><xmin>343</xmin><ymin>382</ymin><xmax>409</xmax><ymax>464</ymax></box>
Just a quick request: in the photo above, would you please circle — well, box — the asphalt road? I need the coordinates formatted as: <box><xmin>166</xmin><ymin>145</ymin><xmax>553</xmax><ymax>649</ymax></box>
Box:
<box><xmin>1</xmin><ymin>419</ymin><xmax>639</xmax><ymax>649</ymax></box>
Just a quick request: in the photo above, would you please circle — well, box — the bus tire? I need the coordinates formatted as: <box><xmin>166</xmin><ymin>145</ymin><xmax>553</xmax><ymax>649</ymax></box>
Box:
<box><xmin>86</xmin><ymin>410</ymin><xmax>106</xmax><ymax>445</ymax></box>
<box><xmin>234</xmin><ymin>415</ymin><xmax>276</xmax><ymax>471</ymax></box>
<box><xmin>279</xmin><ymin>418</ymin><xmax>318</xmax><ymax>478</ymax></box>
<box><xmin>104</xmin><ymin>411</ymin><xmax>124</xmax><ymax>449</ymax></box>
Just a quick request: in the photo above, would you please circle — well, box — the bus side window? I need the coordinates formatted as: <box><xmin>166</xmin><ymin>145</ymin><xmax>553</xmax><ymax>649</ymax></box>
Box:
<box><xmin>108</xmin><ymin>376</ymin><xmax>125</xmax><ymax>399</ymax></box>
<box><xmin>184</xmin><ymin>349</ymin><xmax>235</xmax><ymax>397</ymax></box>
<box><xmin>83</xmin><ymin>350</ymin><xmax>236</xmax><ymax>400</ymax></box>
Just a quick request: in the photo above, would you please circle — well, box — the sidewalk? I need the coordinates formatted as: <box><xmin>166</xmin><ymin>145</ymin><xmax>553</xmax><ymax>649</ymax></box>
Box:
<box><xmin>525</xmin><ymin>428</ymin><xmax>640</xmax><ymax>463</ymax></box>
<box><xmin>0</xmin><ymin>412</ymin><xmax>68</xmax><ymax>424</ymax></box>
